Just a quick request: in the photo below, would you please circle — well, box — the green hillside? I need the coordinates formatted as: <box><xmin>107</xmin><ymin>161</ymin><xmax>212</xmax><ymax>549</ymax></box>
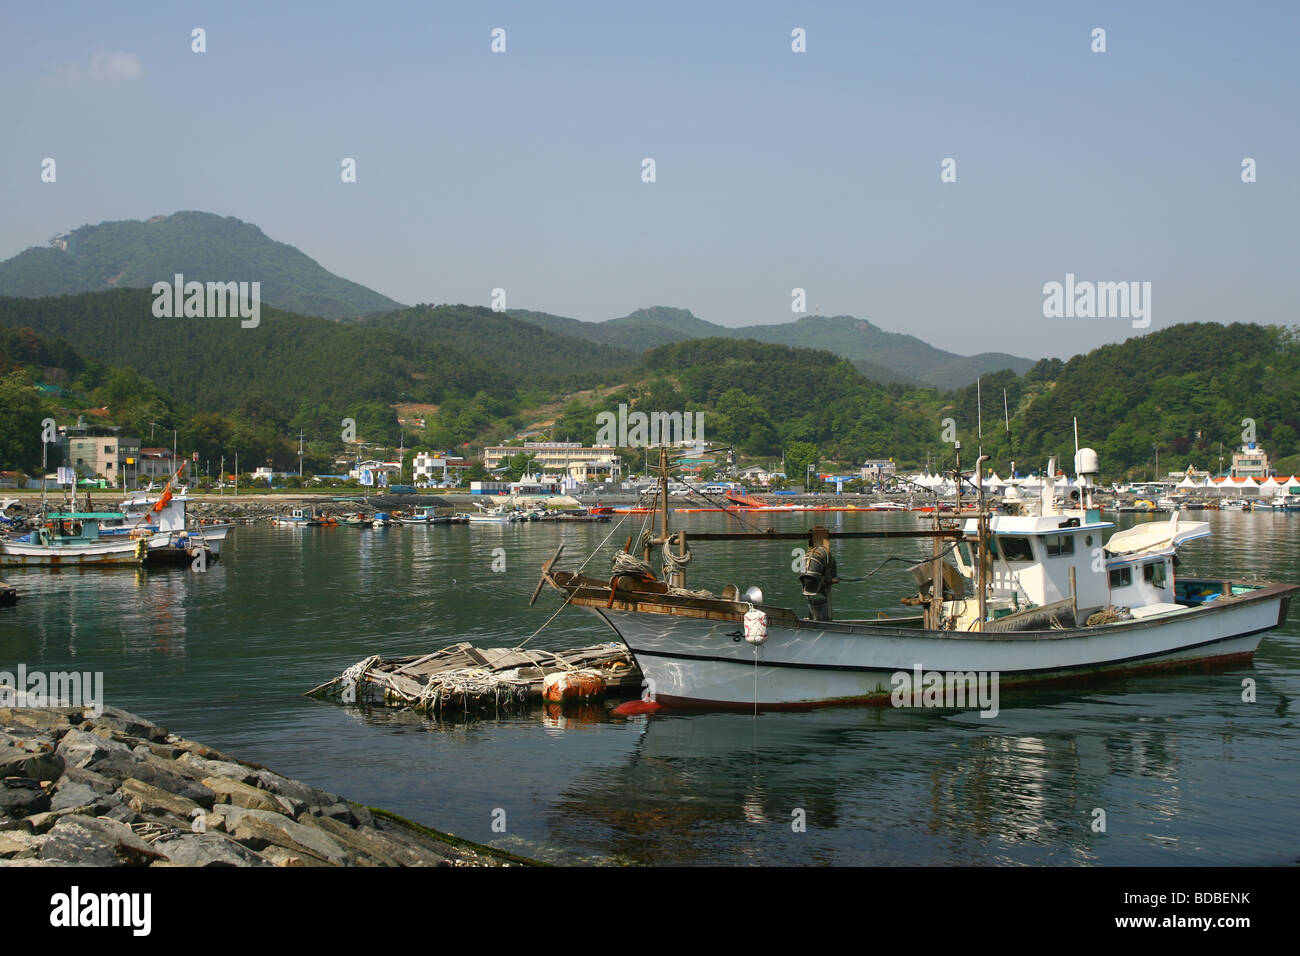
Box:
<box><xmin>357</xmin><ymin>304</ymin><xmax>641</xmax><ymax>390</ymax></box>
<box><xmin>0</xmin><ymin>212</ymin><xmax>403</xmax><ymax>318</ymax></box>
<box><xmin>510</xmin><ymin>307</ymin><xmax>1032</xmax><ymax>388</ymax></box>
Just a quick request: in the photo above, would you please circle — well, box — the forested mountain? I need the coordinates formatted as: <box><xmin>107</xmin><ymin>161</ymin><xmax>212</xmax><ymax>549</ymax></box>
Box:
<box><xmin>1</xmin><ymin>280</ymin><xmax>1295</xmax><ymax>484</ymax></box>
<box><xmin>354</xmin><ymin>304</ymin><xmax>642</xmax><ymax>390</ymax></box>
<box><xmin>540</xmin><ymin>325</ymin><xmax>1299</xmax><ymax>478</ymax></box>
<box><xmin>510</xmin><ymin>307</ymin><xmax>1032</xmax><ymax>388</ymax></box>
<box><xmin>0</xmin><ymin>212</ymin><xmax>403</xmax><ymax>318</ymax></box>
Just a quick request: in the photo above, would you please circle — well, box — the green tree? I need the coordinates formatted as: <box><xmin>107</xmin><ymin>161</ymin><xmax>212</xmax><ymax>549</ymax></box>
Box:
<box><xmin>785</xmin><ymin>441</ymin><xmax>819</xmax><ymax>488</ymax></box>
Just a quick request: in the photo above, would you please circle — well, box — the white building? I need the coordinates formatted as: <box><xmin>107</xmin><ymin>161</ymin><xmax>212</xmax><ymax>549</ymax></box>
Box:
<box><xmin>483</xmin><ymin>442</ymin><xmax>621</xmax><ymax>481</ymax></box>
<box><xmin>1230</xmin><ymin>442</ymin><xmax>1270</xmax><ymax>479</ymax></box>
<box><xmin>348</xmin><ymin>459</ymin><xmax>401</xmax><ymax>482</ymax></box>
<box><xmin>412</xmin><ymin>452</ymin><xmax>471</xmax><ymax>486</ymax></box>
<box><xmin>860</xmin><ymin>459</ymin><xmax>897</xmax><ymax>481</ymax></box>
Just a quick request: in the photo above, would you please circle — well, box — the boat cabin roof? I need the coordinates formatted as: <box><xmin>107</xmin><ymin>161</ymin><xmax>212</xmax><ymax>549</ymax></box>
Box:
<box><xmin>962</xmin><ymin>514</ymin><xmax>1112</xmax><ymax>536</ymax></box>
<box><xmin>47</xmin><ymin>512</ymin><xmax>122</xmax><ymax>521</ymax></box>
<box><xmin>1105</xmin><ymin>519</ymin><xmax>1210</xmax><ymax>557</ymax></box>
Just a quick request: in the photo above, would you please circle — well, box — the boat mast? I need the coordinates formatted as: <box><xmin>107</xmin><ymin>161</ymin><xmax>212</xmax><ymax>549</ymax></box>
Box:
<box><xmin>655</xmin><ymin>445</ymin><xmax>670</xmax><ymax>560</ymax></box>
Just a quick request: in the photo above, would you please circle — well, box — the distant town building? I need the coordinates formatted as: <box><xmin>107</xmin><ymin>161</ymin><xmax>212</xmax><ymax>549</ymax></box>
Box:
<box><xmin>65</xmin><ymin>434</ymin><xmax>141</xmax><ymax>486</ymax></box>
<box><xmin>483</xmin><ymin>442</ymin><xmax>621</xmax><ymax>481</ymax></box>
<box><xmin>1230</xmin><ymin>442</ymin><xmax>1270</xmax><ymax>479</ymax></box>
<box><xmin>860</xmin><ymin>459</ymin><xmax>896</xmax><ymax>481</ymax></box>
<box><xmin>1167</xmin><ymin>465</ymin><xmax>1211</xmax><ymax>482</ymax></box>
<box><xmin>137</xmin><ymin>448</ymin><xmax>181</xmax><ymax>483</ymax></box>
<box><xmin>347</xmin><ymin>459</ymin><xmax>401</xmax><ymax>482</ymax></box>
<box><xmin>413</xmin><ymin>452</ymin><xmax>471</xmax><ymax>485</ymax></box>
<box><xmin>736</xmin><ymin>465</ymin><xmax>774</xmax><ymax>485</ymax></box>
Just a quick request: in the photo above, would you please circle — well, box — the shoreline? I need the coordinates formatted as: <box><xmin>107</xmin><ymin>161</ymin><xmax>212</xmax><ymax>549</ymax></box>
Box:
<box><xmin>0</xmin><ymin>705</ymin><xmax>538</xmax><ymax>867</ymax></box>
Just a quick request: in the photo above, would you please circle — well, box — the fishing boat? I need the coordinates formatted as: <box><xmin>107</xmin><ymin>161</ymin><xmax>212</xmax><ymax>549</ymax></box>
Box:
<box><xmin>121</xmin><ymin>483</ymin><xmax>231</xmax><ymax>559</ymax></box>
<box><xmin>535</xmin><ymin>447</ymin><xmax>1298</xmax><ymax>710</ymax></box>
<box><xmin>463</xmin><ymin>502</ymin><xmax>516</xmax><ymax>523</ymax></box>
<box><xmin>271</xmin><ymin>506</ymin><xmax>337</xmax><ymax>527</ymax></box>
<box><xmin>0</xmin><ymin>513</ymin><xmax>157</xmax><ymax>566</ymax></box>
<box><xmin>394</xmin><ymin>506</ymin><xmax>455</xmax><ymax>525</ymax></box>
<box><xmin>340</xmin><ymin>513</ymin><xmax>375</xmax><ymax>527</ymax></box>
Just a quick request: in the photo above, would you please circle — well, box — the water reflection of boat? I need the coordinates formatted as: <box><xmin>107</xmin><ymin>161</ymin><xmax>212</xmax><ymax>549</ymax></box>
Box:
<box><xmin>537</xmin><ymin>448</ymin><xmax>1298</xmax><ymax>710</ymax></box>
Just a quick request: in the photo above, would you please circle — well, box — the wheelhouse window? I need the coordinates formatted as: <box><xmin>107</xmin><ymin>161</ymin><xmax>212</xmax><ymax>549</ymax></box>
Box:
<box><xmin>1044</xmin><ymin>533</ymin><xmax>1075</xmax><ymax>557</ymax></box>
<box><xmin>1109</xmin><ymin>566</ymin><xmax>1132</xmax><ymax>588</ymax></box>
<box><xmin>990</xmin><ymin>536</ymin><xmax>1034</xmax><ymax>562</ymax></box>
<box><xmin>1143</xmin><ymin>560</ymin><xmax>1168</xmax><ymax>587</ymax></box>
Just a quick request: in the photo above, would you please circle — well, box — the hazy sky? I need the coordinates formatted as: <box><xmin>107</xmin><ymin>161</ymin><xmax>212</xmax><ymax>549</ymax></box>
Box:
<box><xmin>4</xmin><ymin>1</ymin><xmax>1297</xmax><ymax>360</ymax></box>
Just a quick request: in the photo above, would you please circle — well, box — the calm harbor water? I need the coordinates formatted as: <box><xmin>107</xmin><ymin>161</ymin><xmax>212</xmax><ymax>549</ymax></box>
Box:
<box><xmin>3</xmin><ymin>509</ymin><xmax>1298</xmax><ymax>865</ymax></box>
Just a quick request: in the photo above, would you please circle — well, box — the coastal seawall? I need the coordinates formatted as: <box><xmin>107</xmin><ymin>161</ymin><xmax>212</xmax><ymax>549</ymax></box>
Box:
<box><xmin>0</xmin><ymin>705</ymin><xmax>532</xmax><ymax>867</ymax></box>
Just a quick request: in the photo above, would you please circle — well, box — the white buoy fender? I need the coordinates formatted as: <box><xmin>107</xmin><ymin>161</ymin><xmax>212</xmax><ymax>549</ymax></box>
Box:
<box><xmin>743</xmin><ymin>607</ymin><xmax>769</xmax><ymax>645</ymax></box>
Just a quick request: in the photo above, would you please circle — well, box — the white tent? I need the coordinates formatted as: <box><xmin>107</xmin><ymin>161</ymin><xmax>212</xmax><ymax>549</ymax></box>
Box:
<box><xmin>1257</xmin><ymin>476</ymin><xmax>1284</xmax><ymax>498</ymax></box>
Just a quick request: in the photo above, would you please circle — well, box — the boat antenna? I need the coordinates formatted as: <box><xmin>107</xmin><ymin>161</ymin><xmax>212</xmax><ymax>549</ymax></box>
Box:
<box><xmin>40</xmin><ymin>428</ymin><xmax>48</xmax><ymax>517</ymax></box>
<box><xmin>1003</xmin><ymin>388</ymin><xmax>1013</xmax><ymax>473</ymax></box>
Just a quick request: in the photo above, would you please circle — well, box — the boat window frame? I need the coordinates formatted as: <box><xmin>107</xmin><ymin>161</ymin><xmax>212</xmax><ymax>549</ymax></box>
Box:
<box><xmin>1143</xmin><ymin>559</ymin><xmax>1168</xmax><ymax>588</ymax></box>
<box><xmin>1109</xmin><ymin>566</ymin><xmax>1132</xmax><ymax>588</ymax></box>
<box><xmin>1044</xmin><ymin>532</ymin><xmax>1076</xmax><ymax>557</ymax></box>
<box><xmin>989</xmin><ymin>535</ymin><xmax>1035</xmax><ymax>563</ymax></box>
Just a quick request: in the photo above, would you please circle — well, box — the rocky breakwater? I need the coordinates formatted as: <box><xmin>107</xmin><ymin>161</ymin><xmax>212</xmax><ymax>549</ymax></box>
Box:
<box><xmin>0</xmin><ymin>706</ymin><xmax>527</xmax><ymax>867</ymax></box>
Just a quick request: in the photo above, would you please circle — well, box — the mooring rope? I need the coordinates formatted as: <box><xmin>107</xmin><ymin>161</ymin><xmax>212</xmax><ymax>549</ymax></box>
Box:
<box><xmin>515</xmin><ymin>504</ymin><xmax>644</xmax><ymax>648</ymax></box>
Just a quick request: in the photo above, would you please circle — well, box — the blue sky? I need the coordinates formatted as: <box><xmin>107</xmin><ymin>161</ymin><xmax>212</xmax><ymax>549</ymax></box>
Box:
<box><xmin>3</xmin><ymin>0</ymin><xmax>1297</xmax><ymax>359</ymax></box>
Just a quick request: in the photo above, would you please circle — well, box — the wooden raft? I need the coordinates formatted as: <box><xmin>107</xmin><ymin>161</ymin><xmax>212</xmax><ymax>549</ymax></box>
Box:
<box><xmin>306</xmin><ymin>642</ymin><xmax>642</xmax><ymax>714</ymax></box>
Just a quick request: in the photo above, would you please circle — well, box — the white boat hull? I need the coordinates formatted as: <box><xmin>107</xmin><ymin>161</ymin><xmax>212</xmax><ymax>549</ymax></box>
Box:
<box><xmin>0</xmin><ymin>533</ymin><xmax>165</xmax><ymax>566</ymax></box>
<box><xmin>591</xmin><ymin>593</ymin><xmax>1290</xmax><ymax>709</ymax></box>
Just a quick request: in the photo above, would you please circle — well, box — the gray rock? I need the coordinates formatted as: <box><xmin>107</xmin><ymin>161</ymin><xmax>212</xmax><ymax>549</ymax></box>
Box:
<box><xmin>59</xmin><ymin>766</ymin><xmax>118</xmax><ymax>796</ymax></box>
<box><xmin>55</xmin><ymin>728</ymin><xmax>129</xmax><ymax>770</ymax></box>
<box><xmin>0</xmin><ymin>830</ymin><xmax>44</xmax><ymax>859</ymax></box>
<box><xmin>89</xmin><ymin>707</ymin><xmax>169</xmax><ymax>743</ymax></box>
<box><xmin>118</xmin><ymin>778</ymin><xmax>201</xmax><ymax>820</ymax></box>
<box><xmin>87</xmin><ymin>754</ymin><xmax>215</xmax><ymax>807</ymax></box>
<box><xmin>0</xmin><ymin>707</ymin><xmax>83</xmax><ymax>734</ymax></box>
<box><xmin>153</xmin><ymin>832</ymin><xmax>271</xmax><ymax>867</ymax></box>
<box><xmin>258</xmin><ymin>845</ymin><xmax>329</xmax><ymax>867</ymax></box>
<box><xmin>100</xmin><ymin>804</ymin><xmax>142</xmax><ymax>826</ymax></box>
<box><xmin>298</xmin><ymin>813</ymin><xmax>438</xmax><ymax>867</ymax></box>
<box><xmin>0</xmin><ymin>750</ymin><xmax>64</xmax><ymax>781</ymax></box>
<box><xmin>223</xmin><ymin>807</ymin><xmax>349</xmax><ymax>866</ymax></box>
<box><xmin>202</xmin><ymin>776</ymin><xmax>291</xmax><ymax>814</ymax></box>
<box><xmin>176</xmin><ymin>753</ymin><xmax>260</xmax><ymax>786</ymax></box>
<box><xmin>0</xmin><ymin>786</ymin><xmax>50</xmax><ymax>817</ymax></box>
<box><xmin>22</xmin><ymin>804</ymin><xmax>101</xmax><ymax>834</ymax></box>
<box><xmin>40</xmin><ymin>814</ymin><xmax>166</xmax><ymax>866</ymax></box>
<box><xmin>171</xmin><ymin>739</ymin><xmax>238</xmax><ymax>763</ymax></box>
<box><xmin>249</xmin><ymin>769</ymin><xmax>328</xmax><ymax>816</ymax></box>
<box><xmin>346</xmin><ymin>803</ymin><xmax>374</xmax><ymax>829</ymax></box>
<box><xmin>50</xmin><ymin>782</ymin><xmax>103</xmax><ymax>812</ymax></box>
